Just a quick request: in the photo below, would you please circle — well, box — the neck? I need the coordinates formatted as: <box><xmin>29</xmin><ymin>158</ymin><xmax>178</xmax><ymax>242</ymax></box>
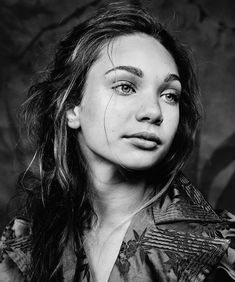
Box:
<box><xmin>88</xmin><ymin>162</ymin><xmax>151</xmax><ymax>229</ymax></box>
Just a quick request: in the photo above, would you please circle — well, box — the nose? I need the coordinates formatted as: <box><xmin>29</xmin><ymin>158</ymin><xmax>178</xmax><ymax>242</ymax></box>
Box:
<box><xmin>135</xmin><ymin>99</ymin><xmax>163</xmax><ymax>125</ymax></box>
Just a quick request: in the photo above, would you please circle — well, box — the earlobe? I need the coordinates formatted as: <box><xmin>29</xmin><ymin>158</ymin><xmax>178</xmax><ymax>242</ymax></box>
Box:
<box><xmin>66</xmin><ymin>106</ymin><xmax>81</xmax><ymax>129</ymax></box>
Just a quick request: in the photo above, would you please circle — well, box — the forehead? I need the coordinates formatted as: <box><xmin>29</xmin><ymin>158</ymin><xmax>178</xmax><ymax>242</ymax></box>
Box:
<box><xmin>91</xmin><ymin>33</ymin><xmax>179</xmax><ymax>77</ymax></box>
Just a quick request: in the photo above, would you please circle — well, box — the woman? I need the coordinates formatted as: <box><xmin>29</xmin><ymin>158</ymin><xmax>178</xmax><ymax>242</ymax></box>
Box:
<box><xmin>0</xmin><ymin>3</ymin><xmax>234</xmax><ymax>282</ymax></box>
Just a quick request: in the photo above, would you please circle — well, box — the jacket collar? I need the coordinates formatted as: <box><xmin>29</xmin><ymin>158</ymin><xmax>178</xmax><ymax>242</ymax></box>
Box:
<box><xmin>152</xmin><ymin>171</ymin><xmax>224</xmax><ymax>225</ymax></box>
<box><xmin>148</xmin><ymin>172</ymin><xmax>230</xmax><ymax>282</ymax></box>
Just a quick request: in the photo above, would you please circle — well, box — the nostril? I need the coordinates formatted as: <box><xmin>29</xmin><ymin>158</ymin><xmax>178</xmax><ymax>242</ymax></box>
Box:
<box><xmin>156</xmin><ymin>117</ymin><xmax>163</xmax><ymax>125</ymax></box>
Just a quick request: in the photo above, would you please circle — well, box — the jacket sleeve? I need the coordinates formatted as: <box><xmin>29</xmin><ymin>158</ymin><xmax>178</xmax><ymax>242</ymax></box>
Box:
<box><xmin>0</xmin><ymin>218</ymin><xmax>32</xmax><ymax>281</ymax></box>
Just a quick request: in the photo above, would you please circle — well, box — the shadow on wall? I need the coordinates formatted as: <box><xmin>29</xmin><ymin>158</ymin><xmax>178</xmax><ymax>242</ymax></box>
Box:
<box><xmin>0</xmin><ymin>99</ymin><xmax>30</xmax><ymax>232</ymax></box>
<box><xmin>200</xmin><ymin>133</ymin><xmax>235</xmax><ymax>213</ymax></box>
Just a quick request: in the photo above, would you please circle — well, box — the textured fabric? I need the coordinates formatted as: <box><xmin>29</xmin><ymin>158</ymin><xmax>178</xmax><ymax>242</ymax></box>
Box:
<box><xmin>0</xmin><ymin>172</ymin><xmax>235</xmax><ymax>282</ymax></box>
<box><xmin>0</xmin><ymin>218</ymin><xmax>32</xmax><ymax>281</ymax></box>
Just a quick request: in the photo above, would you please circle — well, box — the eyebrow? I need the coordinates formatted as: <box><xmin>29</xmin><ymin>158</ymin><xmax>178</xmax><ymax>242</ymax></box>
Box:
<box><xmin>104</xmin><ymin>65</ymin><xmax>144</xmax><ymax>78</ymax></box>
<box><xmin>164</xmin><ymin>73</ymin><xmax>181</xmax><ymax>84</ymax></box>
<box><xmin>104</xmin><ymin>65</ymin><xmax>181</xmax><ymax>85</ymax></box>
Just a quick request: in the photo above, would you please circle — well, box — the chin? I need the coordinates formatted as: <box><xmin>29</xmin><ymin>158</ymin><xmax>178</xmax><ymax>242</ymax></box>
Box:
<box><xmin>118</xmin><ymin>157</ymin><xmax>164</xmax><ymax>172</ymax></box>
<box><xmin>119</xmin><ymin>150</ymin><xmax>167</xmax><ymax>170</ymax></box>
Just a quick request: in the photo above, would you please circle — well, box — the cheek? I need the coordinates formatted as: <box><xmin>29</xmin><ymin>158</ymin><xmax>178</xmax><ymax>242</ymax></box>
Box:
<box><xmin>80</xmin><ymin>91</ymin><xmax>106</xmax><ymax>126</ymax></box>
<box><xmin>164</xmin><ymin>108</ymin><xmax>180</xmax><ymax>139</ymax></box>
<box><xmin>172</xmin><ymin>111</ymin><xmax>180</xmax><ymax>131</ymax></box>
<box><xmin>103</xmin><ymin>98</ymin><xmax>133</xmax><ymax>128</ymax></box>
<box><xmin>109</xmin><ymin>95</ymin><xmax>135</xmax><ymax>118</ymax></box>
<box><xmin>80</xmin><ymin>96</ymin><xmax>97</xmax><ymax>122</ymax></box>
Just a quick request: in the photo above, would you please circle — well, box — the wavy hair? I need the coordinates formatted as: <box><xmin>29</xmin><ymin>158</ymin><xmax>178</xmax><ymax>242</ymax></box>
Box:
<box><xmin>19</xmin><ymin>3</ymin><xmax>202</xmax><ymax>281</ymax></box>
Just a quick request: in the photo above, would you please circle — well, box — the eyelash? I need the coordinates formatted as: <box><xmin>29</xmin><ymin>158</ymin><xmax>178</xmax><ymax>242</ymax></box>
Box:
<box><xmin>112</xmin><ymin>82</ymin><xmax>180</xmax><ymax>104</ymax></box>
<box><xmin>161</xmin><ymin>92</ymin><xmax>180</xmax><ymax>105</ymax></box>
<box><xmin>112</xmin><ymin>82</ymin><xmax>136</xmax><ymax>96</ymax></box>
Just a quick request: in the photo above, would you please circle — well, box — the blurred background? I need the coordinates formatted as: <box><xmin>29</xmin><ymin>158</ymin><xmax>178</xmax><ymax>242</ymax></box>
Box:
<box><xmin>0</xmin><ymin>0</ymin><xmax>235</xmax><ymax>232</ymax></box>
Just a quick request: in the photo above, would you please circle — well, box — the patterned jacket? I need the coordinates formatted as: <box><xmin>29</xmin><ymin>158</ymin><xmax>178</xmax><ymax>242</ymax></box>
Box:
<box><xmin>0</xmin><ymin>172</ymin><xmax>235</xmax><ymax>281</ymax></box>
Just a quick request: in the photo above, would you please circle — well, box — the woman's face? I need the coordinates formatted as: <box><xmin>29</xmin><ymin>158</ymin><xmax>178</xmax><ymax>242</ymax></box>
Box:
<box><xmin>68</xmin><ymin>33</ymin><xmax>181</xmax><ymax>171</ymax></box>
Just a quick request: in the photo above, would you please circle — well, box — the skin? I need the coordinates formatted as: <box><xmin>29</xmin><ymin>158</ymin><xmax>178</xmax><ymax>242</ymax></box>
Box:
<box><xmin>66</xmin><ymin>33</ymin><xmax>182</xmax><ymax>282</ymax></box>
<box><xmin>68</xmin><ymin>33</ymin><xmax>181</xmax><ymax>175</ymax></box>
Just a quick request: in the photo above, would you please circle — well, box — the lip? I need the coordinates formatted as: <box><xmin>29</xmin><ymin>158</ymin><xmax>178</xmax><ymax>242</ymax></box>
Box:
<box><xmin>124</xmin><ymin>132</ymin><xmax>161</xmax><ymax>150</ymax></box>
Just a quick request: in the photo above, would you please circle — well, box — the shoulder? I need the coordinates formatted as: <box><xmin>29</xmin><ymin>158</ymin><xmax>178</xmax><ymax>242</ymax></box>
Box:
<box><xmin>0</xmin><ymin>217</ymin><xmax>32</xmax><ymax>281</ymax></box>
<box><xmin>149</xmin><ymin>172</ymin><xmax>235</xmax><ymax>281</ymax></box>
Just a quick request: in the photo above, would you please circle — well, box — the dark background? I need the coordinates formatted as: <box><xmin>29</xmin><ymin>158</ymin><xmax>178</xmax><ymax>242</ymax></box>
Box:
<box><xmin>0</xmin><ymin>0</ymin><xmax>235</xmax><ymax>232</ymax></box>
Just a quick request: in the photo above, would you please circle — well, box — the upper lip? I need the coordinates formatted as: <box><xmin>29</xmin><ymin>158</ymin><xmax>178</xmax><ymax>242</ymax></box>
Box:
<box><xmin>124</xmin><ymin>132</ymin><xmax>162</xmax><ymax>144</ymax></box>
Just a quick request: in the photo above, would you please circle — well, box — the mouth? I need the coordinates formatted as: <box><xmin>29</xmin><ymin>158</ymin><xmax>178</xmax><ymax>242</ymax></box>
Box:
<box><xmin>124</xmin><ymin>132</ymin><xmax>161</xmax><ymax>150</ymax></box>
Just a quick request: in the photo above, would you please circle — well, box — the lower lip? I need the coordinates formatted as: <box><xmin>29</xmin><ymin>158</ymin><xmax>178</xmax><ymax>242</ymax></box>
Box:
<box><xmin>125</xmin><ymin>137</ymin><xmax>158</xmax><ymax>150</ymax></box>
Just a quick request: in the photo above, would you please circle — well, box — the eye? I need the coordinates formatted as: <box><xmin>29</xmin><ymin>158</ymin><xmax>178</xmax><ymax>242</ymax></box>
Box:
<box><xmin>112</xmin><ymin>82</ymin><xmax>136</xmax><ymax>96</ymax></box>
<box><xmin>161</xmin><ymin>90</ymin><xmax>180</xmax><ymax>105</ymax></box>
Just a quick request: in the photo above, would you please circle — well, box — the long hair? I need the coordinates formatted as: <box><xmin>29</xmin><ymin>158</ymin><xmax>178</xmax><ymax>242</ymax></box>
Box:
<box><xmin>19</xmin><ymin>3</ymin><xmax>202</xmax><ymax>281</ymax></box>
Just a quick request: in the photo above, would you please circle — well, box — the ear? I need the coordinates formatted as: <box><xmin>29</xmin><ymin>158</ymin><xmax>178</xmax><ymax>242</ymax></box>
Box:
<box><xmin>66</xmin><ymin>106</ymin><xmax>81</xmax><ymax>129</ymax></box>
